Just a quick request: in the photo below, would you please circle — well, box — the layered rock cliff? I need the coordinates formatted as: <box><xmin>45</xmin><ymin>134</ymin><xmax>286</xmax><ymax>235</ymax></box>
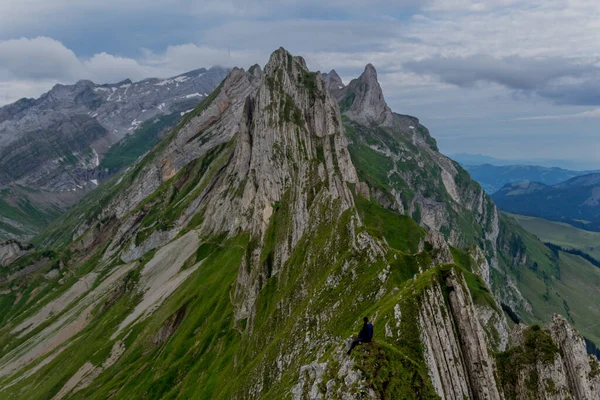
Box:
<box><xmin>0</xmin><ymin>48</ymin><xmax>597</xmax><ymax>400</ymax></box>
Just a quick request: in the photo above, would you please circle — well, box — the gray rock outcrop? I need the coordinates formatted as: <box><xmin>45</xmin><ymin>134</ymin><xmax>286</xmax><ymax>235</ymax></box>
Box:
<box><xmin>334</xmin><ymin>64</ymin><xmax>394</xmax><ymax>127</ymax></box>
<box><xmin>420</xmin><ymin>268</ymin><xmax>502</xmax><ymax>400</ymax></box>
<box><xmin>0</xmin><ymin>240</ymin><xmax>31</xmax><ymax>266</ymax></box>
<box><xmin>324</xmin><ymin>69</ymin><xmax>345</xmax><ymax>95</ymax></box>
<box><xmin>549</xmin><ymin>315</ymin><xmax>600</xmax><ymax>399</ymax></box>
<box><xmin>500</xmin><ymin>316</ymin><xmax>600</xmax><ymax>399</ymax></box>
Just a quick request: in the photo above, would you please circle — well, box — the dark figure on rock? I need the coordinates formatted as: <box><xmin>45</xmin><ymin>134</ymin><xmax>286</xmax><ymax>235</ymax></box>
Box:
<box><xmin>347</xmin><ymin>317</ymin><xmax>374</xmax><ymax>355</ymax></box>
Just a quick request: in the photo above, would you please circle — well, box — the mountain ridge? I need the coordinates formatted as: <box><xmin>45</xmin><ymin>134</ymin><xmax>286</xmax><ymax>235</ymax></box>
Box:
<box><xmin>0</xmin><ymin>48</ymin><xmax>598</xmax><ymax>399</ymax></box>
<box><xmin>0</xmin><ymin>66</ymin><xmax>229</xmax><ymax>241</ymax></box>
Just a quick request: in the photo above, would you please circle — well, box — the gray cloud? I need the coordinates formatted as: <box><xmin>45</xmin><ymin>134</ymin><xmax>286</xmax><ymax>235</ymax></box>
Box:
<box><xmin>404</xmin><ymin>54</ymin><xmax>600</xmax><ymax>105</ymax></box>
<box><xmin>537</xmin><ymin>80</ymin><xmax>600</xmax><ymax>106</ymax></box>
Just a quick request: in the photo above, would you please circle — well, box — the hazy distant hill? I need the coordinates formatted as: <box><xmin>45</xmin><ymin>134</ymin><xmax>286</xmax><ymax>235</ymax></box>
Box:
<box><xmin>463</xmin><ymin>164</ymin><xmax>595</xmax><ymax>193</ymax></box>
<box><xmin>451</xmin><ymin>153</ymin><xmax>600</xmax><ymax>171</ymax></box>
<box><xmin>493</xmin><ymin>173</ymin><xmax>600</xmax><ymax>231</ymax></box>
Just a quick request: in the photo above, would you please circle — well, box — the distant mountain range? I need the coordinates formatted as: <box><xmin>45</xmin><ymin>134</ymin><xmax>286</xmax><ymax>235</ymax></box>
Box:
<box><xmin>463</xmin><ymin>164</ymin><xmax>598</xmax><ymax>193</ymax></box>
<box><xmin>493</xmin><ymin>173</ymin><xmax>600</xmax><ymax>231</ymax></box>
<box><xmin>0</xmin><ymin>66</ymin><xmax>229</xmax><ymax>240</ymax></box>
<box><xmin>451</xmin><ymin>153</ymin><xmax>600</xmax><ymax>171</ymax></box>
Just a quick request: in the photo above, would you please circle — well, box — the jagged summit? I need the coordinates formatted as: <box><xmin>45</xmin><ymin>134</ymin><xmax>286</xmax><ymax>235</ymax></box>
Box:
<box><xmin>335</xmin><ymin>63</ymin><xmax>394</xmax><ymax>127</ymax></box>
<box><xmin>264</xmin><ymin>47</ymin><xmax>308</xmax><ymax>74</ymax></box>
<box><xmin>363</xmin><ymin>63</ymin><xmax>377</xmax><ymax>78</ymax></box>
<box><xmin>247</xmin><ymin>63</ymin><xmax>262</xmax><ymax>77</ymax></box>
<box><xmin>324</xmin><ymin>69</ymin><xmax>344</xmax><ymax>92</ymax></box>
<box><xmin>179</xmin><ymin>67</ymin><xmax>208</xmax><ymax>77</ymax></box>
<box><xmin>115</xmin><ymin>78</ymin><xmax>133</xmax><ymax>86</ymax></box>
<box><xmin>335</xmin><ymin>63</ymin><xmax>439</xmax><ymax>151</ymax></box>
<box><xmin>74</xmin><ymin>79</ymin><xmax>96</xmax><ymax>87</ymax></box>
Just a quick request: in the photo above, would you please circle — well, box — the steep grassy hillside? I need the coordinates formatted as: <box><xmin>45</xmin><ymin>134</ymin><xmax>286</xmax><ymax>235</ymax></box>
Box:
<box><xmin>0</xmin><ymin>186</ymin><xmax>66</xmax><ymax>240</ymax></box>
<box><xmin>509</xmin><ymin>212</ymin><xmax>600</xmax><ymax>260</ymax></box>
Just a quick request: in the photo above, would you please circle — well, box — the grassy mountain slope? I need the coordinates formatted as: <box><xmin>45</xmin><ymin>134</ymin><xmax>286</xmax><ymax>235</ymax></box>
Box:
<box><xmin>0</xmin><ymin>186</ymin><xmax>63</xmax><ymax>240</ymax></box>
<box><xmin>330</xmin><ymin>69</ymin><xmax>570</xmax><ymax>331</ymax></box>
<box><xmin>509</xmin><ymin>212</ymin><xmax>600</xmax><ymax>260</ymax></box>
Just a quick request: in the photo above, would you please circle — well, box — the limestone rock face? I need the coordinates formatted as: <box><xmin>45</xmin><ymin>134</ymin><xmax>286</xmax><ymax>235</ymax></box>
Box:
<box><xmin>445</xmin><ymin>270</ymin><xmax>503</xmax><ymax>399</ymax></box>
<box><xmin>335</xmin><ymin>64</ymin><xmax>394</xmax><ymax>127</ymax></box>
<box><xmin>424</xmin><ymin>229</ymin><xmax>453</xmax><ymax>266</ymax></box>
<box><xmin>470</xmin><ymin>245</ymin><xmax>491</xmax><ymax>287</ymax></box>
<box><xmin>64</xmin><ymin>48</ymin><xmax>358</xmax><ymax>323</ymax></box>
<box><xmin>199</xmin><ymin>48</ymin><xmax>357</xmax><ymax>238</ymax></box>
<box><xmin>324</xmin><ymin>69</ymin><xmax>345</xmax><ymax>97</ymax></box>
<box><xmin>101</xmin><ymin>67</ymin><xmax>259</xmax><ymax>224</ymax></box>
<box><xmin>197</xmin><ymin>48</ymin><xmax>358</xmax><ymax>320</ymax></box>
<box><xmin>419</xmin><ymin>277</ymin><xmax>473</xmax><ymax>399</ymax></box>
<box><xmin>420</xmin><ymin>268</ymin><xmax>502</xmax><ymax>400</ymax></box>
<box><xmin>499</xmin><ymin>317</ymin><xmax>600</xmax><ymax>400</ymax></box>
<box><xmin>549</xmin><ymin>315</ymin><xmax>600</xmax><ymax>399</ymax></box>
<box><xmin>333</xmin><ymin>59</ymin><xmax>497</xmax><ymax>251</ymax></box>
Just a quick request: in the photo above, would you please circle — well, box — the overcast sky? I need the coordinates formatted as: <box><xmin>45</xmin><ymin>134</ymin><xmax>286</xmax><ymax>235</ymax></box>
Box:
<box><xmin>1</xmin><ymin>0</ymin><xmax>599</xmax><ymax>167</ymax></box>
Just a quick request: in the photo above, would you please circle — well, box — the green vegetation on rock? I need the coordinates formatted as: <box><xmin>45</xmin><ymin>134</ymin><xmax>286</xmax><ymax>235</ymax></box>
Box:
<box><xmin>496</xmin><ymin>325</ymin><xmax>559</xmax><ymax>398</ymax></box>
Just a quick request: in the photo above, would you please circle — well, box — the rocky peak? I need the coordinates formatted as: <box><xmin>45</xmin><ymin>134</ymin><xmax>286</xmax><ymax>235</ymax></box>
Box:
<box><xmin>324</xmin><ymin>69</ymin><xmax>344</xmax><ymax>91</ymax></box>
<box><xmin>248</xmin><ymin>63</ymin><xmax>262</xmax><ymax>77</ymax></box>
<box><xmin>74</xmin><ymin>79</ymin><xmax>96</xmax><ymax>88</ymax></box>
<box><xmin>180</xmin><ymin>47</ymin><xmax>358</xmax><ymax>320</ymax></box>
<box><xmin>502</xmin><ymin>316</ymin><xmax>600</xmax><ymax>399</ymax></box>
<box><xmin>114</xmin><ymin>78</ymin><xmax>133</xmax><ymax>86</ymax></box>
<box><xmin>338</xmin><ymin>63</ymin><xmax>394</xmax><ymax>127</ymax></box>
<box><xmin>363</xmin><ymin>63</ymin><xmax>377</xmax><ymax>79</ymax></box>
<box><xmin>264</xmin><ymin>47</ymin><xmax>308</xmax><ymax>77</ymax></box>
<box><xmin>181</xmin><ymin>67</ymin><xmax>208</xmax><ymax>77</ymax></box>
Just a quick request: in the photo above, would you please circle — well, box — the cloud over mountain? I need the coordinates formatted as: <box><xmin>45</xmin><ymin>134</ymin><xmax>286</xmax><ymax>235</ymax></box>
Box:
<box><xmin>405</xmin><ymin>55</ymin><xmax>600</xmax><ymax>105</ymax></box>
